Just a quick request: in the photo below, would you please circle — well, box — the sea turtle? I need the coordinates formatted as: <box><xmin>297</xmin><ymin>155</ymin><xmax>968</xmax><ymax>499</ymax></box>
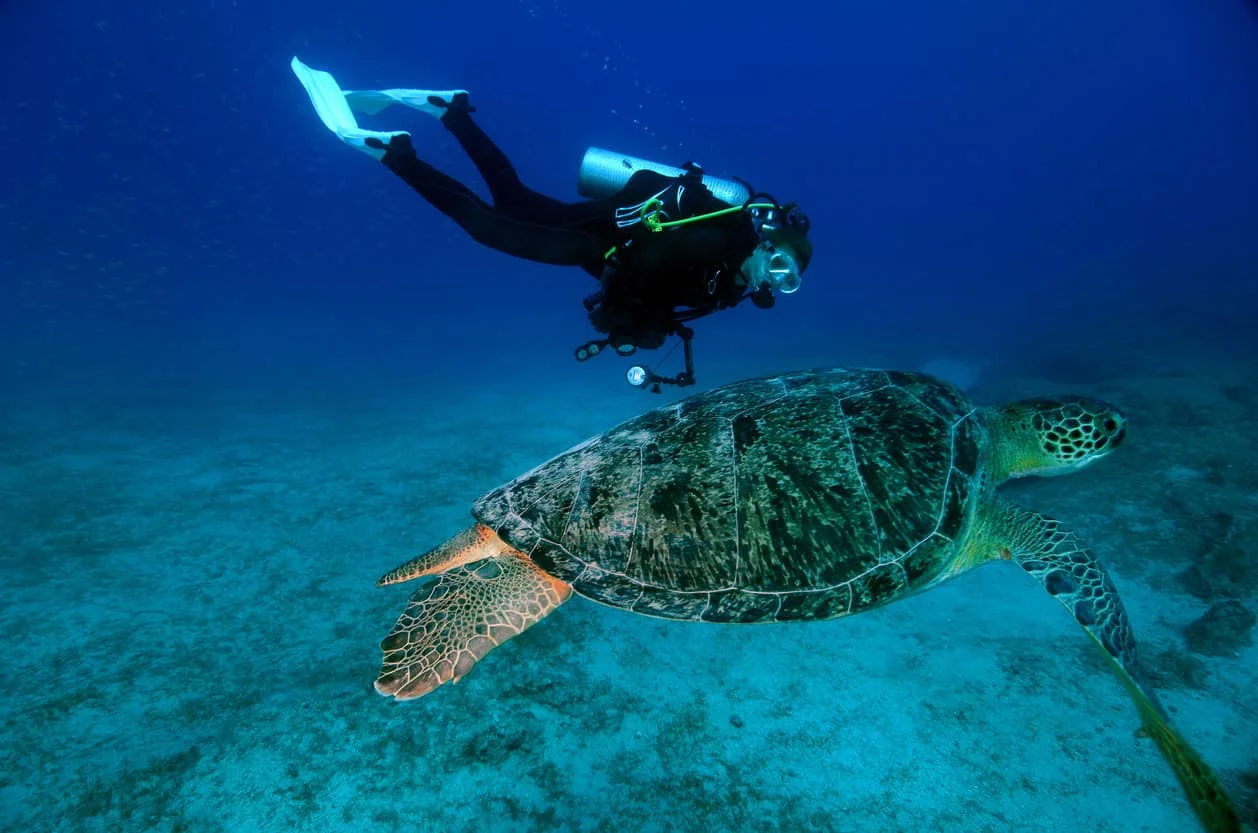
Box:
<box><xmin>372</xmin><ymin>368</ymin><xmax>1238</xmax><ymax>832</ymax></box>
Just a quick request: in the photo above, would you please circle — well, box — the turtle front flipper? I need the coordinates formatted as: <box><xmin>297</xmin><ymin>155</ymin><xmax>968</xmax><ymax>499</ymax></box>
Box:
<box><xmin>374</xmin><ymin>524</ymin><xmax>572</xmax><ymax>701</ymax></box>
<box><xmin>983</xmin><ymin>499</ymin><xmax>1240</xmax><ymax>833</ymax></box>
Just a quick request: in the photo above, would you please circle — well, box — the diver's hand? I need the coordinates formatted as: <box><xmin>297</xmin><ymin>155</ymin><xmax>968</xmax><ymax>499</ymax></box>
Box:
<box><xmin>751</xmin><ymin>287</ymin><xmax>776</xmax><ymax>309</ymax></box>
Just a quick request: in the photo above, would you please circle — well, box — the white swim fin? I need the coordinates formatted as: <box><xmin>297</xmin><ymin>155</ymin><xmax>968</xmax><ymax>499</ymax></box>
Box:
<box><xmin>344</xmin><ymin>88</ymin><xmax>469</xmax><ymax>118</ymax></box>
<box><xmin>290</xmin><ymin>56</ymin><xmax>407</xmax><ymax>160</ymax></box>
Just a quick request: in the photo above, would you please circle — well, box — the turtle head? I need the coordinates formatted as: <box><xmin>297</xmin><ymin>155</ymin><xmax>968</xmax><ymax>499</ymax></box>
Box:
<box><xmin>989</xmin><ymin>395</ymin><xmax>1128</xmax><ymax>481</ymax></box>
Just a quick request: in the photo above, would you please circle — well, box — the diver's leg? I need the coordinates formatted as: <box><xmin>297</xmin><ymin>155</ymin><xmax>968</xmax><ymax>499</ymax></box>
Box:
<box><xmin>372</xmin><ymin>134</ymin><xmax>600</xmax><ymax>266</ymax></box>
<box><xmin>433</xmin><ymin>97</ymin><xmax>573</xmax><ymax>215</ymax></box>
<box><xmin>291</xmin><ymin>59</ymin><xmax>603</xmax><ymax>263</ymax></box>
<box><xmin>341</xmin><ymin>81</ymin><xmax>606</xmax><ymax>229</ymax></box>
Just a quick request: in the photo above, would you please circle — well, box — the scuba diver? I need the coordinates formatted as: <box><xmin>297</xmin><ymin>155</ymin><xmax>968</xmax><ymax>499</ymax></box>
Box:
<box><xmin>291</xmin><ymin>57</ymin><xmax>813</xmax><ymax>391</ymax></box>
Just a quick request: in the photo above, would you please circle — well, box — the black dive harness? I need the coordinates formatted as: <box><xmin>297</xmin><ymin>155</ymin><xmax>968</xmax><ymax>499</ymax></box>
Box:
<box><xmin>573</xmin><ymin>162</ymin><xmax>795</xmax><ymax>393</ymax></box>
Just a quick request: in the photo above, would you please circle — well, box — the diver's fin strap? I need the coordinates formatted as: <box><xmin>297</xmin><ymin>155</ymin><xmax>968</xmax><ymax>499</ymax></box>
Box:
<box><xmin>290</xmin><ymin>57</ymin><xmax>408</xmax><ymax>159</ymax></box>
<box><xmin>344</xmin><ymin>88</ymin><xmax>469</xmax><ymax>118</ymax></box>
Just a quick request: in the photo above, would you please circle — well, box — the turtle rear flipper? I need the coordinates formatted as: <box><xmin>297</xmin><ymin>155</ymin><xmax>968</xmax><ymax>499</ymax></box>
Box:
<box><xmin>984</xmin><ymin>499</ymin><xmax>1240</xmax><ymax>833</ymax></box>
<box><xmin>374</xmin><ymin>525</ymin><xmax>572</xmax><ymax>700</ymax></box>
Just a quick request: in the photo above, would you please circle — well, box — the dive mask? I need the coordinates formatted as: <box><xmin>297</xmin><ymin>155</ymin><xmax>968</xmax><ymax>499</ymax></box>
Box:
<box><xmin>762</xmin><ymin>245</ymin><xmax>802</xmax><ymax>294</ymax></box>
<box><xmin>748</xmin><ymin>198</ymin><xmax>812</xmax><ymax>275</ymax></box>
<box><xmin>743</xmin><ymin>240</ymin><xmax>802</xmax><ymax>295</ymax></box>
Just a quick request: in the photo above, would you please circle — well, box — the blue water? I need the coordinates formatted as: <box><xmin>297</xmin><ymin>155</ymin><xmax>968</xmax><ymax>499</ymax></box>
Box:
<box><xmin>2</xmin><ymin>1</ymin><xmax>1256</xmax><ymax>831</ymax></box>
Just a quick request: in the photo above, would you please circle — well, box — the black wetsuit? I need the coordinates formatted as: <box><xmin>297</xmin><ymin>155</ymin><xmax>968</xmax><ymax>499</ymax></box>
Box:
<box><xmin>373</xmin><ymin>101</ymin><xmax>762</xmax><ymax>350</ymax></box>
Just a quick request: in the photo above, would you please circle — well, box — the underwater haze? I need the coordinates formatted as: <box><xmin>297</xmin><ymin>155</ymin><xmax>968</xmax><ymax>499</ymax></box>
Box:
<box><xmin>2</xmin><ymin>1</ymin><xmax>1257</xmax><ymax>832</ymax></box>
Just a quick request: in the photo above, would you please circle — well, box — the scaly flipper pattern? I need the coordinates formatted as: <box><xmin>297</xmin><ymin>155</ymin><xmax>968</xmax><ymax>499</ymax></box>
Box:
<box><xmin>983</xmin><ymin>498</ymin><xmax>1239</xmax><ymax>833</ymax></box>
<box><xmin>376</xmin><ymin>524</ymin><xmax>499</xmax><ymax>587</ymax></box>
<box><xmin>374</xmin><ymin>524</ymin><xmax>572</xmax><ymax>700</ymax></box>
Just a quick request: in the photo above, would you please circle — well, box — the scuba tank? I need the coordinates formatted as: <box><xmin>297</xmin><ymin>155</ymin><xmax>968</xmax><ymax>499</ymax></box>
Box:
<box><xmin>576</xmin><ymin>147</ymin><xmax>751</xmax><ymax>207</ymax></box>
